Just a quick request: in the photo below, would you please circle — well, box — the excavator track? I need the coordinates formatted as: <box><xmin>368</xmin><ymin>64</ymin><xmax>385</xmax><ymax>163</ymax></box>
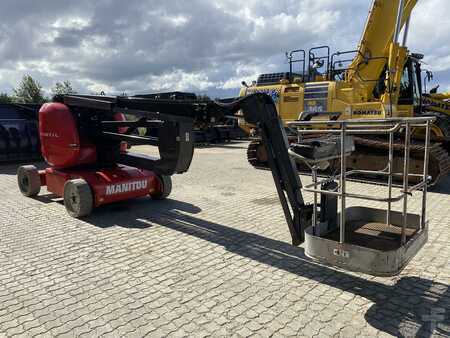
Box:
<box><xmin>348</xmin><ymin>137</ymin><xmax>450</xmax><ymax>186</ymax></box>
<box><xmin>247</xmin><ymin>137</ymin><xmax>450</xmax><ymax>186</ymax></box>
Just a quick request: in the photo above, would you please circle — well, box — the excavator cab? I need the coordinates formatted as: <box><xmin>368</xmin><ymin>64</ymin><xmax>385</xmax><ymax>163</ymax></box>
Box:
<box><xmin>398</xmin><ymin>55</ymin><xmax>423</xmax><ymax>113</ymax></box>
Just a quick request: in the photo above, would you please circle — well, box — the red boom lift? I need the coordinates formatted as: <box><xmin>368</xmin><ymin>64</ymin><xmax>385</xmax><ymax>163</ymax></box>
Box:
<box><xmin>16</xmin><ymin>93</ymin><xmax>431</xmax><ymax>276</ymax></box>
<box><xmin>17</xmin><ymin>94</ymin><xmax>200</xmax><ymax>217</ymax></box>
<box><xmin>17</xmin><ymin>94</ymin><xmax>308</xmax><ymax>240</ymax></box>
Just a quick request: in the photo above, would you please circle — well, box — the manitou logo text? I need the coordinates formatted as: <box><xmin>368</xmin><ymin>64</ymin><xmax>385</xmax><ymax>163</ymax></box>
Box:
<box><xmin>105</xmin><ymin>180</ymin><xmax>148</xmax><ymax>195</ymax></box>
<box><xmin>40</xmin><ymin>132</ymin><xmax>59</xmax><ymax>138</ymax></box>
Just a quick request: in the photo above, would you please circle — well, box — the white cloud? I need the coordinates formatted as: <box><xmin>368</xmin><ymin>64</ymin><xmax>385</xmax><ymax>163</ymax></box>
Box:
<box><xmin>52</xmin><ymin>17</ymin><xmax>91</xmax><ymax>30</ymax></box>
<box><xmin>164</xmin><ymin>15</ymin><xmax>189</xmax><ymax>27</ymax></box>
<box><xmin>148</xmin><ymin>70</ymin><xmax>215</xmax><ymax>92</ymax></box>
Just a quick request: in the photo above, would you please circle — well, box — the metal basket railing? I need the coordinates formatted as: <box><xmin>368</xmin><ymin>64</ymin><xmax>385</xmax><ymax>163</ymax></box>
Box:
<box><xmin>287</xmin><ymin>116</ymin><xmax>435</xmax><ymax>246</ymax></box>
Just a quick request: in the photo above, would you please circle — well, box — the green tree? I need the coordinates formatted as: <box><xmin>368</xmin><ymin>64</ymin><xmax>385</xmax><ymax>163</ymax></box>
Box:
<box><xmin>52</xmin><ymin>80</ymin><xmax>76</xmax><ymax>95</ymax></box>
<box><xmin>0</xmin><ymin>93</ymin><xmax>13</xmax><ymax>103</ymax></box>
<box><xmin>13</xmin><ymin>75</ymin><xmax>46</xmax><ymax>103</ymax></box>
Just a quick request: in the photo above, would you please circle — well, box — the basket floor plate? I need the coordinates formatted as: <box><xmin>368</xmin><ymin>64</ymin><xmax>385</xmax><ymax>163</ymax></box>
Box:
<box><xmin>323</xmin><ymin>221</ymin><xmax>418</xmax><ymax>251</ymax></box>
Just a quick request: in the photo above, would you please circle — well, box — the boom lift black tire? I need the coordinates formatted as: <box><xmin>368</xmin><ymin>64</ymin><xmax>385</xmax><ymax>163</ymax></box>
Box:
<box><xmin>151</xmin><ymin>175</ymin><xmax>172</xmax><ymax>200</ymax></box>
<box><xmin>63</xmin><ymin>179</ymin><xmax>94</xmax><ymax>218</ymax></box>
<box><xmin>17</xmin><ymin>165</ymin><xmax>41</xmax><ymax>197</ymax></box>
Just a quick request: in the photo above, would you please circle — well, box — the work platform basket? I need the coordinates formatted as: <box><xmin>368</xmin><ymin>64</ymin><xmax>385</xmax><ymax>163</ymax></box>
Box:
<box><xmin>288</xmin><ymin>117</ymin><xmax>434</xmax><ymax>276</ymax></box>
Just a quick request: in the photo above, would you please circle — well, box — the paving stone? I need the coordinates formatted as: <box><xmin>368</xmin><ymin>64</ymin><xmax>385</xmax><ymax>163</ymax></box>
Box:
<box><xmin>0</xmin><ymin>144</ymin><xmax>449</xmax><ymax>337</ymax></box>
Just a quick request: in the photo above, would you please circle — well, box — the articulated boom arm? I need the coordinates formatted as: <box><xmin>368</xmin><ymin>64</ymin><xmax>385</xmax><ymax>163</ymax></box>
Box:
<box><xmin>217</xmin><ymin>94</ymin><xmax>310</xmax><ymax>245</ymax></box>
<box><xmin>61</xmin><ymin>93</ymin><xmax>310</xmax><ymax>245</ymax></box>
<box><xmin>346</xmin><ymin>0</ymin><xmax>418</xmax><ymax>101</ymax></box>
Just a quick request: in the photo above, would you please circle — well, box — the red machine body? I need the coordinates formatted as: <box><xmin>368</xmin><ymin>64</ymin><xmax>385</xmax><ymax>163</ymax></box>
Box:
<box><xmin>39</xmin><ymin>103</ymin><xmax>97</xmax><ymax>168</ymax></box>
<box><xmin>41</xmin><ymin>165</ymin><xmax>160</xmax><ymax>207</ymax></box>
<box><xmin>18</xmin><ymin>92</ymin><xmax>204</xmax><ymax>218</ymax></box>
<box><xmin>18</xmin><ymin>102</ymin><xmax>168</xmax><ymax>217</ymax></box>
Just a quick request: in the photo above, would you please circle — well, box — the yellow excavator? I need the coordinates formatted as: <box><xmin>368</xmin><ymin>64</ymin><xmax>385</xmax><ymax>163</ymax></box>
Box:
<box><xmin>239</xmin><ymin>0</ymin><xmax>450</xmax><ymax>185</ymax></box>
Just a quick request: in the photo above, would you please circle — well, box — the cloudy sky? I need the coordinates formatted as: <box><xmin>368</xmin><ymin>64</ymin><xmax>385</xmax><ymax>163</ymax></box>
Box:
<box><xmin>0</xmin><ymin>0</ymin><xmax>449</xmax><ymax>98</ymax></box>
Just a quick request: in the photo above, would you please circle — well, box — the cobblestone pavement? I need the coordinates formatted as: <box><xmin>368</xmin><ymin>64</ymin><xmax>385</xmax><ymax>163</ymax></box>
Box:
<box><xmin>0</xmin><ymin>142</ymin><xmax>449</xmax><ymax>338</ymax></box>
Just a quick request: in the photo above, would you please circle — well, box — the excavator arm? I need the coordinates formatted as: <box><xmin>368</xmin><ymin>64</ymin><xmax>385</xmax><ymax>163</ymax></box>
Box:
<box><xmin>346</xmin><ymin>0</ymin><xmax>418</xmax><ymax>103</ymax></box>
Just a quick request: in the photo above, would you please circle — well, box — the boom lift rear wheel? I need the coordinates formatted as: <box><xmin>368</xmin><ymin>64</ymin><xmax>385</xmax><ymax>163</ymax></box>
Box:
<box><xmin>17</xmin><ymin>165</ymin><xmax>41</xmax><ymax>197</ymax></box>
<box><xmin>63</xmin><ymin>179</ymin><xmax>94</xmax><ymax>218</ymax></box>
<box><xmin>151</xmin><ymin>175</ymin><xmax>172</xmax><ymax>200</ymax></box>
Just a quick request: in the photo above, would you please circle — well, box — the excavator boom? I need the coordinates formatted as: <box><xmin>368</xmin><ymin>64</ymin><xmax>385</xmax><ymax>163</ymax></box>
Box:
<box><xmin>346</xmin><ymin>0</ymin><xmax>418</xmax><ymax>98</ymax></box>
